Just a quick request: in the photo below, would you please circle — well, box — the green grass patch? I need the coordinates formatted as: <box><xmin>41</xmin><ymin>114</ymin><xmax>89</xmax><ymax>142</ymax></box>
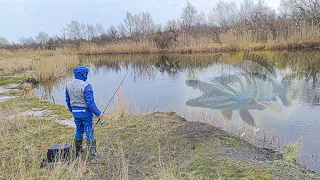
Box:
<box><xmin>283</xmin><ymin>138</ymin><xmax>302</xmax><ymax>163</ymax></box>
<box><xmin>218</xmin><ymin>135</ymin><xmax>240</xmax><ymax>148</ymax></box>
<box><xmin>0</xmin><ymin>74</ymin><xmax>27</xmax><ymax>86</ymax></box>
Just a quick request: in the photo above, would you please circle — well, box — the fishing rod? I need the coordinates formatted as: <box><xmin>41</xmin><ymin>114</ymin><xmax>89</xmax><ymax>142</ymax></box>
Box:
<box><xmin>94</xmin><ymin>70</ymin><xmax>130</xmax><ymax>127</ymax></box>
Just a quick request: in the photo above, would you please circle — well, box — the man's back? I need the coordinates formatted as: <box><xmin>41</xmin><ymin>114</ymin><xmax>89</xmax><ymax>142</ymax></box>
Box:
<box><xmin>65</xmin><ymin>66</ymin><xmax>101</xmax><ymax>118</ymax></box>
<box><xmin>66</xmin><ymin>79</ymin><xmax>88</xmax><ymax>108</ymax></box>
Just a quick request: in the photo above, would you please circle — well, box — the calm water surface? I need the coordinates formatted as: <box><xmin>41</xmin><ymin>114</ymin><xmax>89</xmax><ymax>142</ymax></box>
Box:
<box><xmin>35</xmin><ymin>52</ymin><xmax>320</xmax><ymax>172</ymax></box>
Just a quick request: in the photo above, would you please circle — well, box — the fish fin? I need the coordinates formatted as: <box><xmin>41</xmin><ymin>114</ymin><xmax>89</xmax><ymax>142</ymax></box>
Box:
<box><xmin>260</xmin><ymin>102</ymin><xmax>282</xmax><ymax>112</ymax></box>
<box><xmin>252</xmin><ymin>100</ymin><xmax>281</xmax><ymax>112</ymax></box>
<box><xmin>239</xmin><ymin>110</ymin><xmax>255</xmax><ymax>126</ymax></box>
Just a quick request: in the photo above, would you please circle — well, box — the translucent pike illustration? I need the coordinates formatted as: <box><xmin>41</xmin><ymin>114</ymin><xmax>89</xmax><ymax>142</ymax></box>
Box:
<box><xmin>186</xmin><ymin>54</ymin><xmax>292</xmax><ymax>127</ymax></box>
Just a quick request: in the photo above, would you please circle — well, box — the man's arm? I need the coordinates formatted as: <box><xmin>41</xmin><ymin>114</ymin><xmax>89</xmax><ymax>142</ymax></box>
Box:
<box><xmin>65</xmin><ymin>89</ymin><xmax>72</xmax><ymax>112</ymax></box>
<box><xmin>84</xmin><ymin>84</ymin><xmax>102</xmax><ymax>117</ymax></box>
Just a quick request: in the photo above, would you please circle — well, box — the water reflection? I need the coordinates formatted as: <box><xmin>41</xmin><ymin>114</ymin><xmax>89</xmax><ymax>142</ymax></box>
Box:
<box><xmin>34</xmin><ymin>51</ymin><xmax>320</xmax><ymax>172</ymax></box>
<box><xmin>155</xmin><ymin>55</ymin><xmax>181</xmax><ymax>78</ymax></box>
<box><xmin>185</xmin><ymin>54</ymin><xmax>292</xmax><ymax>127</ymax></box>
<box><xmin>81</xmin><ymin>54</ymin><xmax>222</xmax><ymax>81</ymax></box>
<box><xmin>272</xmin><ymin>52</ymin><xmax>320</xmax><ymax>106</ymax></box>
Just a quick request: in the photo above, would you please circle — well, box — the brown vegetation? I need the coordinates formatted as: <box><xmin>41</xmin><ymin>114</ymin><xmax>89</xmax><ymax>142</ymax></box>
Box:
<box><xmin>0</xmin><ymin>49</ymin><xmax>78</xmax><ymax>83</ymax></box>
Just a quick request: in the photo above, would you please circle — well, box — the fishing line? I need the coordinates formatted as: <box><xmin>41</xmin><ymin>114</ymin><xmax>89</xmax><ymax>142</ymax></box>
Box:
<box><xmin>94</xmin><ymin>69</ymin><xmax>130</xmax><ymax>128</ymax></box>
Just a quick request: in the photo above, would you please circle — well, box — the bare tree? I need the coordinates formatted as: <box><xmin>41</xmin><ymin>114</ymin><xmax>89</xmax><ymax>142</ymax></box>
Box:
<box><xmin>165</xmin><ymin>20</ymin><xmax>179</xmax><ymax>31</ymax></box>
<box><xmin>60</xmin><ymin>27</ymin><xmax>67</xmax><ymax>41</ymax></box>
<box><xmin>86</xmin><ymin>24</ymin><xmax>98</xmax><ymax>40</ymax></box>
<box><xmin>95</xmin><ymin>23</ymin><xmax>106</xmax><ymax>36</ymax></box>
<box><xmin>66</xmin><ymin>20</ymin><xmax>86</xmax><ymax>42</ymax></box>
<box><xmin>209</xmin><ymin>1</ymin><xmax>239</xmax><ymax>27</ymax></box>
<box><xmin>254</xmin><ymin>0</ymin><xmax>274</xmax><ymax>21</ymax></box>
<box><xmin>107</xmin><ymin>25</ymin><xmax>118</xmax><ymax>39</ymax></box>
<box><xmin>19</xmin><ymin>36</ymin><xmax>36</xmax><ymax>47</ymax></box>
<box><xmin>155</xmin><ymin>24</ymin><xmax>163</xmax><ymax>32</ymax></box>
<box><xmin>180</xmin><ymin>1</ymin><xmax>198</xmax><ymax>31</ymax></box>
<box><xmin>238</xmin><ymin>0</ymin><xmax>277</xmax><ymax>22</ymax></box>
<box><xmin>125</xmin><ymin>12</ymin><xmax>156</xmax><ymax>37</ymax></box>
<box><xmin>195</xmin><ymin>11</ymin><xmax>207</xmax><ymax>26</ymax></box>
<box><xmin>290</xmin><ymin>0</ymin><xmax>320</xmax><ymax>18</ymax></box>
<box><xmin>117</xmin><ymin>23</ymin><xmax>127</xmax><ymax>37</ymax></box>
<box><xmin>0</xmin><ymin>36</ymin><xmax>9</xmax><ymax>48</ymax></box>
<box><xmin>262</xmin><ymin>7</ymin><xmax>278</xmax><ymax>40</ymax></box>
<box><xmin>279</xmin><ymin>0</ymin><xmax>295</xmax><ymax>18</ymax></box>
<box><xmin>35</xmin><ymin>31</ymin><xmax>49</xmax><ymax>47</ymax></box>
<box><xmin>132</xmin><ymin>13</ymin><xmax>141</xmax><ymax>36</ymax></box>
<box><xmin>140</xmin><ymin>12</ymin><xmax>155</xmax><ymax>35</ymax></box>
<box><xmin>124</xmin><ymin>11</ymin><xmax>134</xmax><ymax>36</ymax></box>
<box><xmin>239</xmin><ymin>0</ymin><xmax>256</xmax><ymax>22</ymax></box>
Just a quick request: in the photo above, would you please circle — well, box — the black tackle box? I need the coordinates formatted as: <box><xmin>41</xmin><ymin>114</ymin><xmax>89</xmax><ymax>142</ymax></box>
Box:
<box><xmin>47</xmin><ymin>144</ymin><xmax>72</xmax><ymax>163</ymax></box>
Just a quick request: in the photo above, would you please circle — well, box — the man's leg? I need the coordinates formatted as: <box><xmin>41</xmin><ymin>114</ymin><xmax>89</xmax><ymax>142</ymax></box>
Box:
<box><xmin>74</xmin><ymin>119</ymin><xmax>84</xmax><ymax>157</ymax></box>
<box><xmin>83</xmin><ymin>116</ymin><xmax>97</xmax><ymax>160</ymax></box>
<box><xmin>84</xmin><ymin>116</ymin><xmax>94</xmax><ymax>141</ymax></box>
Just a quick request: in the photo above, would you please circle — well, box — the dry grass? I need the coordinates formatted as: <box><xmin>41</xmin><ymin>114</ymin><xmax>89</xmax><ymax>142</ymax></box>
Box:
<box><xmin>31</xmin><ymin>52</ymin><xmax>78</xmax><ymax>82</ymax></box>
<box><xmin>0</xmin><ymin>113</ymin><xmax>90</xmax><ymax>179</ymax></box>
<box><xmin>266</xmin><ymin>21</ymin><xmax>320</xmax><ymax>49</ymax></box>
<box><xmin>0</xmin><ymin>93</ymin><xmax>134</xmax><ymax>179</ymax></box>
<box><xmin>0</xmin><ymin>49</ymin><xmax>32</xmax><ymax>74</ymax></box>
<box><xmin>0</xmin><ymin>49</ymin><xmax>79</xmax><ymax>82</ymax></box>
<box><xmin>19</xmin><ymin>83</ymin><xmax>34</xmax><ymax>98</ymax></box>
<box><xmin>78</xmin><ymin>40</ymin><xmax>159</xmax><ymax>54</ymax></box>
<box><xmin>73</xmin><ymin>35</ymin><xmax>240</xmax><ymax>55</ymax></box>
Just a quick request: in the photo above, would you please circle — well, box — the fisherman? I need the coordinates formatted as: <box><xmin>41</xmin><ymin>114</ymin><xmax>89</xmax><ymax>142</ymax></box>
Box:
<box><xmin>65</xmin><ymin>66</ymin><xmax>104</xmax><ymax>159</ymax></box>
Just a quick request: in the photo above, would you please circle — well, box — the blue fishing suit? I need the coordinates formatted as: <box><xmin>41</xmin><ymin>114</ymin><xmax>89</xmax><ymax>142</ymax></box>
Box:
<box><xmin>65</xmin><ymin>66</ymin><xmax>101</xmax><ymax>141</ymax></box>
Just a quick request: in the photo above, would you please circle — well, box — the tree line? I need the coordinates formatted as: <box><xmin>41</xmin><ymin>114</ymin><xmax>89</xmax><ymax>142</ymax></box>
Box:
<box><xmin>1</xmin><ymin>0</ymin><xmax>319</xmax><ymax>50</ymax></box>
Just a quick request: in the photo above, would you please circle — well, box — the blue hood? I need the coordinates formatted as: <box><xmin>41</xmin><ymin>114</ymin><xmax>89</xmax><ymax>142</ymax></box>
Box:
<box><xmin>74</xmin><ymin>66</ymin><xmax>88</xmax><ymax>81</ymax></box>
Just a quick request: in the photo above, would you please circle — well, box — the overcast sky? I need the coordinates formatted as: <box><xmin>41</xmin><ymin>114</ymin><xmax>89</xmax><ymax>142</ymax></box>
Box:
<box><xmin>0</xmin><ymin>0</ymin><xmax>280</xmax><ymax>42</ymax></box>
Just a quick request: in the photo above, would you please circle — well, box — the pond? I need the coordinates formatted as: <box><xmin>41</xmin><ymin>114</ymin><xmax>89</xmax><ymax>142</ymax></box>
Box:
<box><xmin>35</xmin><ymin>51</ymin><xmax>320</xmax><ymax>172</ymax></box>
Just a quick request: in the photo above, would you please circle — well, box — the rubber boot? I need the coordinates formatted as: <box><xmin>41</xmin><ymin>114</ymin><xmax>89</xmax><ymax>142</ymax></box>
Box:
<box><xmin>86</xmin><ymin>140</ymin><xmax>97</xmax><ymax>160</ymax></box>
<box><xmin>75</xmin><ymin>138</ymin><xmax>83</xmax><ymax>157</ymax></box>
<box><xmin>86</xmin><ymin>140</ymin><xmax>103</xmax><ymax>160</ymax></box>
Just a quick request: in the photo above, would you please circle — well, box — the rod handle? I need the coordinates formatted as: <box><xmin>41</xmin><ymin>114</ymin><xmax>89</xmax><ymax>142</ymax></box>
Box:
<box><xmin>96</xmin><ymin>118</ymin><xmax>101</xmax><ymax>125</ymax></box>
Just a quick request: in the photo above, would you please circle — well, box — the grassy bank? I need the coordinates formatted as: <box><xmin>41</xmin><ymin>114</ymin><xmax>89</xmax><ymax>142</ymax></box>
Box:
<box><xmin>1</xmin><ymin>99</ymin><xmax>319</xmax><ymax>179</ymax></box>
<box><xmin>72</xmin><ymin>36</ymin><xmax>320</xmax><ymax>55</ymax></box>
<box><xmin>0</xmin><ymin>75</ymin><xmax>319</xmax><ymax>179</ymax></box>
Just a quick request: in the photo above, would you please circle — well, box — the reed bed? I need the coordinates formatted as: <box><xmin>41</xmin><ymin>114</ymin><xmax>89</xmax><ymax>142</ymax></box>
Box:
<box><xmin>0</xmin><ymin>49</ymin><xmax>33</xmax><ymax>74</ymax></box>
<box><xmin>78</xmin><ymin>40</ymin><xmax>159</xmax><ymax>55</ymax></box>
<box><xmin>31</xmin><ymin>52</ymin><xmax>78</xmax><ymax>82</ymax></box>
<box><xmin>0</xmin><ymin>49</ymin><xmax>79</xmax><ymax>83</ymax></box>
